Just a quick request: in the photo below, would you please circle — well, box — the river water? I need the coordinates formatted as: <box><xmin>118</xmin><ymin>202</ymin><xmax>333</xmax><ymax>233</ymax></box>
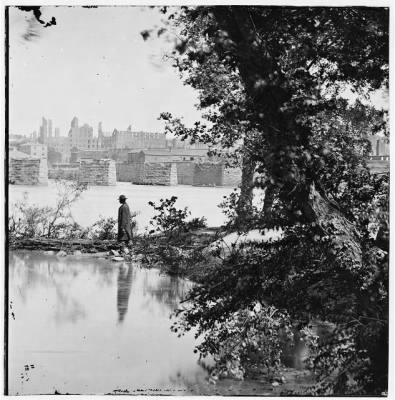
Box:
<box><xmin>8</xmin><ymin>183</ymin><xmax>310</xmax><ymax>395</ymax></box>
<box><xmin>8</xmin><ymin>181</ymin><xmax>238</xmax><ymax>231</ymax></box>
<box><xmin>8</xmin><ymin>251</ymin><xmax>208</xmax><ymax>395</ymax></box>
<box><xmin>8</xmin><ymin>251</ymin><xmax>311</xmax><ymax>396</ymax></box>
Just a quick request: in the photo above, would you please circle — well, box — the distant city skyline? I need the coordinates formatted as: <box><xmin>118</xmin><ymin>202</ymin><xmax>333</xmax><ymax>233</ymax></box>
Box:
<box><xmin>28</xmin><ymin>115</ymin><xmax>171</xmax><ymax>138</ymax></box>
<box><xmin>8</xmin><ymin>6</ymin><xmax>203</xmax><ymax>137</ymax></box>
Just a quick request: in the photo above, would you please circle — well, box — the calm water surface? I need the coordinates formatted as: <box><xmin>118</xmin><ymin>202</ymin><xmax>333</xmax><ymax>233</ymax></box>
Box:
<box><xmin>8</xmin><ymin>182</ymin><xmax>307</xmax><ymax>395</ymax></box>
<box><xmin>9</xmin><ymin>251</ymin><xmax>310</xmax><ymax>395</ymax></box>
<box><xmin>8</xmin><ymin>251</ymin><xmax>209</xmax><ymax>395</ymax></box>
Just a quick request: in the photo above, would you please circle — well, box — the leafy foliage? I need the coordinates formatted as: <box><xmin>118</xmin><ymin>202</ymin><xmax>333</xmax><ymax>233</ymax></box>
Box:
<box><xmin>9</xmin><ymin>180</ymin><xmax>87</xmax><ymax>240</ymax></box>
<box><xmin>90</xmin><ymin>213</ymin><xmax>138</xmax><ymax>241</ymax></box>
<box><xmin>148</xmin><ymin>196</ymin><xmax>207</xmax><ymax>238</ymax></box>
<box><xmin>90</xmin><ymin>216</ymin><xmax>118</xmax><ymax>240</ymax></box>
<box><xmin>157</xmin><ymin>6</ymin><xmax>388</xmax><ymax>213</ymax></box>
<box><xmin>174</xmin><ymin>302</ymin><xmax>293</xmax><ymax>381</ymax></box>
<box><xmin>149</xmin><ymin>6</ymin><xmax>389</xmax><ymax>395</ymax></box>
<box><xmin>145</xmin><ymin>197</ymin><xmax>208</xmax><ymax>276</ymax></box>
<box><xmin>8</xmin><ymin>180</ymin><xmax>139</xmax><ymax>242</ymax></box>
<box><xmin>173</xmin><ymin>209</ymin><xmax>388</xmax><ymax>392</ymax></box>
<box><xmin>218</xmin><ymin>188</ymin><xmax>265</xmax><ymax>231</ymax></box>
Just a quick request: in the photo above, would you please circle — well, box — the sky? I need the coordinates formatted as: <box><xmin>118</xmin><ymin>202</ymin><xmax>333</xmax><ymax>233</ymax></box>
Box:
<box><xmin>8</xmin><ymin>6</ymin><xmax>203</xmax><ymax>137</ymax></box>
<box><xmin>8</xmin><ymin>5</ymin><xmax>389</xmax><ymax>138</ymax></box>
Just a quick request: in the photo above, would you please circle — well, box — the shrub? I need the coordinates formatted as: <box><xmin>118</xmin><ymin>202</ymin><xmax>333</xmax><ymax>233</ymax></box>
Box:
<box><xmin>89</xmin><ymin>213</ymin><xmax>138</xmax><ymax>241</ymax></box>
<box><xmin>148</xmin><ymin>196</ymin><xmax>206</xmax><ymax>238</ymax></box>
<box><xmin>173</xmin><ymin>302</ymin><xmax>293</xmax><ymax>381</ymax></box>
<box><xmin>9</xmin><ymin>193</ymin><xmax>52</xmax><ymax>239</ymax></box>
<box><xmin>90</xmin><ymin>216</ymin><xmax>118</xmax><ymax>240</ymax></box>
<box><xmin>173</xmin><ymin>213</ymin><xmax>388</xmax><ymax>394</ymax></box>
<box><xmin>8</xmin><ymin>180</ymin><xmax>87</xmax><ymax>240</ymax></box>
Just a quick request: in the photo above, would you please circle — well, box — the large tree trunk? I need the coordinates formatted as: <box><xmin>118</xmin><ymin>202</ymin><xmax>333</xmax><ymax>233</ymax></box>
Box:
<box><xmin>262</xmin><ymin>182</ymin><xmax>278</xmax><ymax>226</ymax></box>
<box><xmin>212</xmin><ymin>7</ymin><xmax>362</xmax><ymax>266</ymax></box>
<box><xmin>302</xmin><ymin>182</ymin><xmax>362</xmax><ymax>266</ymax></box>
<box><xmin>235</xmin><ymin>153</ymin><xmax>256</xmax><ymax>229</ymax></box>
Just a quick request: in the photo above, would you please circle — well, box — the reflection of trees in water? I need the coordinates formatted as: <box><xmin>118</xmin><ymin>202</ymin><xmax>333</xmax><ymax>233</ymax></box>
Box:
<box><xmin>281</xmin><ymin>331</ymin><xmax>309</xmax><ymax>371</ymax></box>
<box><xmin>94</xmin><ymin>263</ymin><xmax>115</xmax><ymax>287</ymax></box>
<box><xmin>10</xmin><ymin>252</ymin><xmax>40</xmax><ymax>294</ymax></box>
<box><xmin>53</xmin><ymin>283</ymin><xmax>86</xmax><ymax>324</ymax></box>
<box><xmin>143</xmin><ymin>274</ymin><xmax>192</xmax><ymax>313</ymax></box>
<box><xmin>9</xmin><ymin>251</ymin><xmax>118</xmax><ymax>324</ymax></box>
<box><xmin>10</xmin><ymin>252</ymin><xmax>79</xmax><ymax>289</ymax></box>
<box><xmin>9</xmin><ymin>251</ymin><xmax>193</xmax><ymax>326</ymax></box>
<box><xmin>168</xmin><ymin>366</ymin><xmax>281</xmax><ymax>396</ymax></box>
<box><xmin>167</xmin><ymin>369</ymin><xmax>210</xmax><ymax>395</ymax></box>
<box><xmin>9</xmin><ymin>252</ymin><xmax>62</xmax><ymax>306</ymax></box>
<box><xmin>117</xmin><ymin>263</ymin><xmax>135</xmax><ymax>323</ymax></box>
<box><xmin>10</xmin><ymin>251</ymin><xmax>116</xmax><ymax>288</ymax></box>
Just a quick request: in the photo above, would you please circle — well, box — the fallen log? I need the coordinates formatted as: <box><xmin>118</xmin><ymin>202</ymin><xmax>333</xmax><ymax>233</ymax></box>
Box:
<box><xmin>9</xmin><ymin>228</ymin><xmax>223</xmax><ymax>254</ymax></box>
<box><xmin>9</xmin><ymin>238</ymin><xmax>124</xmax><ymax>253</ymax></box>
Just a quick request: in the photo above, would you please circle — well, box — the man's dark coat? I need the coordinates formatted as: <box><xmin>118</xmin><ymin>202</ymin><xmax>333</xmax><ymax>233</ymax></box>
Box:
<box><xmin>118</xmin><ymin>202</ymin><xmax>132</xmax><ymax>241</ymax></box>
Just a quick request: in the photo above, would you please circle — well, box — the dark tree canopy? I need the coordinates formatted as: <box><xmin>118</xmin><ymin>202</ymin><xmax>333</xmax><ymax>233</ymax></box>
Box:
<box><xmin>158</xmin><ymin>6</ymin><xmax>388</xmax><ymax>232</ymax></box>
<box><xmin>150</xmin><ymin>6</ymin><xmax>389</xmax><ymax>395</ymax></box>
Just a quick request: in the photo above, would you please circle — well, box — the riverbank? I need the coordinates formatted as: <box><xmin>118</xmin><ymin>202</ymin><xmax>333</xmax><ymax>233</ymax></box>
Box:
<box><xmin>8</xmin><ymin>247</ymin><xmax>314</xmax><ymax>396</ymax></box>
<box><xmin>9</xmin><ymin>231</ymin><xmax>315</xmax><ymax>395</ymax></box>
<box><xmin>8</xmin><ymin>227</ymin><xmax>222</xmax><ymax>280</ymax></box>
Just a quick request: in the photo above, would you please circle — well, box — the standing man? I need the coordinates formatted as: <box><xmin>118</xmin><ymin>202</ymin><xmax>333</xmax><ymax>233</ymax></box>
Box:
<box><xmin>118</xmin><ymin>195</ymin><xmax>132</xmax><ymax>252</ymax></box>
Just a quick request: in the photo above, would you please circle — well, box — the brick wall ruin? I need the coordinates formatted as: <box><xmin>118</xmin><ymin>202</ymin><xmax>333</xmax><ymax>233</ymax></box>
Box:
<box><xmin>38</xmin><ymin>159</ymin><xmax>49</xmax><ymax>185</ymax></box>
<box><xmin>78</xmin><ymin>159</ymin><xmax>116</xmax><ymax>186</ymax></box>
<box><xmin>223</xmin><ymin>166</ymin><xmax>242</xmax><ymax>187</ymax></box>
<box><xmin>116</xmin><ymin>163</ymin><xmax>139</xmax><ymax>182</ymax></box>
<box><xmin>117</xmin><ymin>161</ymin><xmax>240</xmax><ymax>187</ymax></box>
<box><xmin>132</xmin><ymin>162</ymin><xmax>178</xmax><ymax>186</ymax></box>
<box><xmin>9</xmin><ymin>158</ymin><xmax>45</xmax><ymax>185</ymax></box>
<box><xmin>176</xmin><ymin>162</ymin><xmax>194</xmax><ymax>185</ymax></box>
<box><xmin>48</xmin><ymin>166</ymin><xmax>79</xmax><ymax>180</ymax></box>
<box><xmin>193</xmin><ymin>162</ymin><xmax>224</xmax><ymax>186</ymax></box>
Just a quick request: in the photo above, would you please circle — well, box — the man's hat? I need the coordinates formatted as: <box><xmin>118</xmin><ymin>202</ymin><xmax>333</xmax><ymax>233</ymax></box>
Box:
<box><xmin>118</xmin><ymin>195</ymin><xmax>127</xmax><ymax>201</ymax></box>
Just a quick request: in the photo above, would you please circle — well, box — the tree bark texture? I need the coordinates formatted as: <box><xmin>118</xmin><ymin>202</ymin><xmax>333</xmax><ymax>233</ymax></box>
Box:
<box><xmin>235</xmin><ymin>154</ymin><xmax>256</xmax><ymax>228</ymax></box>
<box><xmin>212</xmin><ymin>7</ymin><xmax>362</xmax><ymax>267</ymax></box>
<box><xmin>302</xmin><ymin>182</ymin><xmax>362</xmax><ymax>267</ymax></box>
<box><xmin>262</xmin><ymin>182</ymin><xmax>278</xmax><ymax>225</ymax></box>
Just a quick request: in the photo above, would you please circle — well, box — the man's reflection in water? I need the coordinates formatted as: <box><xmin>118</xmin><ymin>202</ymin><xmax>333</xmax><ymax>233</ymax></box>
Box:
<box><xmin>117</xmin><ymin>263</ymin><xmax>133</xmax><ymax>323</ymax></box>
